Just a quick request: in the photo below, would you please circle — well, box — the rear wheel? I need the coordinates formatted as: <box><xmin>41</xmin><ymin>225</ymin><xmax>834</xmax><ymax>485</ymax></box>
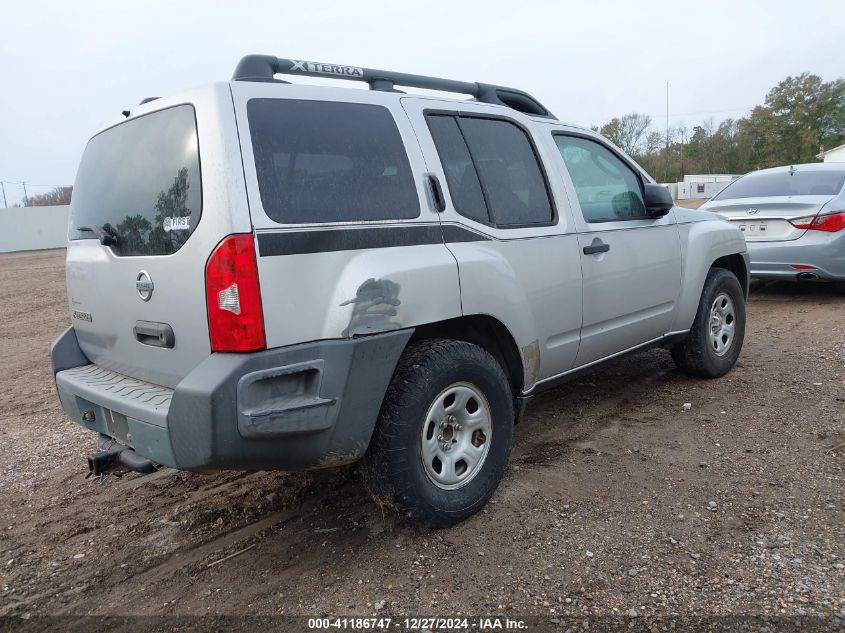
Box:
<box><xmin>672</xmin><ymin>267</ymin><xmax>746</xmax><ymax>378</ymax></box>
<box><xmin>361</xmin><ymin>339</ymin><xmax>514</xmax><ymax>528</ymax></box>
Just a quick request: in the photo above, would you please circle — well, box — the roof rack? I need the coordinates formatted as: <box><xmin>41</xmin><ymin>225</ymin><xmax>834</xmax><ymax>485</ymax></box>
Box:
<box><xmin>232</xmin><ymin>55</ymin><xmax>556</xmax><ymax>119</ymax></box>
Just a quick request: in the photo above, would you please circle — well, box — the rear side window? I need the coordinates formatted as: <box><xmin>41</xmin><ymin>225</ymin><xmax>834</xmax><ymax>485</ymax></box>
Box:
<box><xmin>555</xmin><ymin>135</ymin><xmax>647</xmax><ymax>222</ymax></box>
<box><xmin>425</xmin><ymin>114</ymin><xmax>553</xmax><ymax>226</ymax></box>
<box><xmin>247</xmin><ymin>99</ymin><xmax>420</xmax><ymax>224</ymax></box>
<box><xmin>71</xmin><ymin>105</ymin><xmax>201</xmax><ymax>256</ymax></box>
<box><xmin>711</xmin><ymin>169</ymin><xmax>845</xmax><ymax>200</ymax></box>
<box><xmin>426</xmin><ymin>116</ymin><xmax>489</xmax><ymax>224</ymax></box>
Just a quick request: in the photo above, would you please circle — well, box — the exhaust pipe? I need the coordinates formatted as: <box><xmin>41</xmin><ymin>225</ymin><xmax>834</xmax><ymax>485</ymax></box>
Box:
<box><xmin>797</xmin><ymin>271</ymin><xmax>819</xmax><ymax>281</ymax></box>
<box><xmin>88</xmin><ymin>437</ymin><xmax>157</xmax><ymax>476</ymax></box>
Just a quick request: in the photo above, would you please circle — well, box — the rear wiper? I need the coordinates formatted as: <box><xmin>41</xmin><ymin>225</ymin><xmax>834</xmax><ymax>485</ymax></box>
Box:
<box><xmin>78</xmin><ymin>223</ymin><xmax>120</xmax><ymax>246</ymax></box>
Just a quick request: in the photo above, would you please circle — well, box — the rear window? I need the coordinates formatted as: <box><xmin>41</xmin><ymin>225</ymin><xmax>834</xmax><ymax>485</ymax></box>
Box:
<box><xmin>712</xmin><ymin>169</ymin><xmax>845</xmax><ymax>200</ymax></box>
<box><xmin>71</xmin><ymin>105</ymin><xmax>201</xmax><ymax>256</ymax></box>
<box><xmin>247</xmin><ymin>99</ymin><xmax>420</xmax><ymax>224</ymax></box>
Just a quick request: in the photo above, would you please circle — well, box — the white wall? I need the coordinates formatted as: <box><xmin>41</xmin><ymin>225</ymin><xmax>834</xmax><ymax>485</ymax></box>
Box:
<box><xmin>822</xmin><ymin>146</ymin><xmax>845</xmax><ymax>163</ymax></box>
<box><xmin>0</xmin><ymin>205</ymin><xmax>69</xmax><ymax>253</ymax></box>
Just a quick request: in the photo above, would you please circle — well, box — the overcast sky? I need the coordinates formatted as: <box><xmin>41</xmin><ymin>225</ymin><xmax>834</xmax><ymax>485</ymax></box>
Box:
<box><xmin>1</xmin><ymin>0</ymin><xmax>843</xmax><ymax>203</ymax></box>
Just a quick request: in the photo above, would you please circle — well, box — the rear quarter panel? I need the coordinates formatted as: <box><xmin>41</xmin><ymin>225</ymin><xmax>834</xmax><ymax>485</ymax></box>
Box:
<box><xmin>255</xmin><ymin>232</ymin><xmax>462</xmax><ymax>348</ymax></box>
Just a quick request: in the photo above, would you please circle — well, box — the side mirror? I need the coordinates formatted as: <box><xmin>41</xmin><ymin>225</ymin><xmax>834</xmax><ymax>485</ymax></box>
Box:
<box><xmin>643</xmin><ymin>183</ymin><xmax>674</xmax><ymax>218</ymax></box>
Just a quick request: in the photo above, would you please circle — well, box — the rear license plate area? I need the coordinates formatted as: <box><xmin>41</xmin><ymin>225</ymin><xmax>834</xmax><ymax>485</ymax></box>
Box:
<box><xmin>105</xmin><ymin>410</ymin><xmax>130</xmax><ymax>444</ymax></box>
<box><xmin>735</xmin><ymin>220</ymin><xmax>768</xmax><ymax>234</ymax></box>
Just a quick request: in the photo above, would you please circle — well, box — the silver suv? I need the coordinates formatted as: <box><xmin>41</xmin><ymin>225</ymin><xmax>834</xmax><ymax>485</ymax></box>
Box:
<box><xmin>51</xmin><ymin>55</ymin><xmax>750</xmax><ymax>527</ymax></box>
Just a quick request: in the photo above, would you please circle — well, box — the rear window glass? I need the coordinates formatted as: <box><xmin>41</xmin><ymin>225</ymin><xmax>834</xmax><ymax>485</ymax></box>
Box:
<box><xmin>712</xmin><ymin>170</ymin><xmax>845</xmax><ymax>200</ymax></box>
<box><xmin>457</xmin><ymin>117</ymin><xmax>553</xmax><ymax>226</ymax></box>
<box><xmin>247</xmin><ymin>99</ymin><xmax>420</xmax><ymax>224</ymax></box>
<box><xmin>425</xmin><ymin>114</ymin><xmax>553</xmax><ymax>226</ymax></box>
<box><xmin>71</xmin><ymin>105</ymin><xmax>201</xmax><ymax>256</ymax></box>
<box><xmin>426</xmin><ymin>115</ymin><xmax>489</xmax><ymax>224</ymax></box>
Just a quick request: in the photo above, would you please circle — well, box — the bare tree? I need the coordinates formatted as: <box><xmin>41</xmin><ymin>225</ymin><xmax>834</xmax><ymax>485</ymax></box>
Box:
<box><xmin>600</xmin><ymin>113</ymin><xmax>653</xmax><ymax>155</ymax></box>
<box><xmin>25</xmin><ymin>186</ymin><xmax>73</xmax><ymax>207</ymax></box>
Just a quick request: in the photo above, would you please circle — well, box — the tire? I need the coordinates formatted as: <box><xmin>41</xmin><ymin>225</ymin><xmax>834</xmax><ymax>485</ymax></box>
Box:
<box><xmin>361</xmin><ymin>339</ymin><xmax>514</xmax><ymax>528</ymax></box>
<box><xmin>671</xmin><ymin>267</ymin><xmax>746</xmax><ymax>378</ymax></box>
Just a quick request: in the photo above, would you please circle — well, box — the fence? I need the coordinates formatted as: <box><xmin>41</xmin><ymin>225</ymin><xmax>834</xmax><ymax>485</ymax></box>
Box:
<box><xmin>0</xmin><ymin>205</ymin><xmax>69</xmax><ymax>253</ymax></box>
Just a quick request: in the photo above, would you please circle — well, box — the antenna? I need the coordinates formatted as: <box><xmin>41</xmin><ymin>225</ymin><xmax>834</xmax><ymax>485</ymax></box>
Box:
<box><xmin>665</xmin><ymin>81</ymin><xmax>670</xmax><ymax>183</ymax></box>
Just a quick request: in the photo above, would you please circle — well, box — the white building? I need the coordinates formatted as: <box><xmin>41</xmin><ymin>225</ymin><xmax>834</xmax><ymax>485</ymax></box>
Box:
<box><xmin>674</xmin><ymin>174</ymin><xmax>741</xmax><ymax>200</ymax></box>
<box><xmin>817</xmin><ymin>143</ymin><xmax>845</xmax><ymax>163</ymax></box>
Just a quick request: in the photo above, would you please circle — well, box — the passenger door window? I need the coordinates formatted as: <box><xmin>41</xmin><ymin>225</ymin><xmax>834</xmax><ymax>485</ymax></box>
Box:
<box><xmin>554</xmin><ymin>135</ymin><xmax>647</xmax><ymax>223</ymax></box>
<box><xmin>426</xmin><ymin>114</ymin><xmax>554</xmax><ymax>227</ymax></box>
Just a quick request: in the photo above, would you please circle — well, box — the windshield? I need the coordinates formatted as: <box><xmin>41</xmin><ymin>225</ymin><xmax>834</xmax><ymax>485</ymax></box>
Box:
<box><xmin>712</xmin><ymin>169</ymin><xmax>845</xmax><ymax>201</ymax></box>
<box><xmin>71</xmin><ymin>105</ymin><xmax>202</xmax><ymax>256</ymax></box>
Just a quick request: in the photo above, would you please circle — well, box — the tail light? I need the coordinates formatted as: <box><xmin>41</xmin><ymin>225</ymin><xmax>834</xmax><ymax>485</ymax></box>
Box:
<box><xmin>205</xmin><ymin>234</ymin><xmax>266</xmax><ymax>352</ymax></box>
<box><xmin>790</xmin><ymin>211</ymin><xmax>845</xmax><ymax>232</ymax></box>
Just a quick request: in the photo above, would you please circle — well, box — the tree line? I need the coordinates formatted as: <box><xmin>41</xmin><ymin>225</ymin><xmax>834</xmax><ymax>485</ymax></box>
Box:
<box><xmin>595</xmin><ymin>73</ymin><xmax>845</xmax><ymax>183</ymax></box>
<box><xmin>5</xmin><ymin>185</ymin><xmax>72</xmax><ymax>207</ymax></box>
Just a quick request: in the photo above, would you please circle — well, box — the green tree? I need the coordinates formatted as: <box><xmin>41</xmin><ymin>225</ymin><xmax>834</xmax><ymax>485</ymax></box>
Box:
<box><xmin>740</xmin><ymin>73</ymin><xmax>845</xmax><ymax>168</ymax></box>
<box><xmin>115</xmin><ymin>214</ymin><xmax>152</xmax><ymax>254</ymax></box>
<box><xmin>148</xmin><ymin>168</ymin><xmax>192</xmax><ymax>254</ymax></box>
<box><xmin>596</xmin><ymin>72</ymin><xmax>844</xmax><ymax>187</ymax></box>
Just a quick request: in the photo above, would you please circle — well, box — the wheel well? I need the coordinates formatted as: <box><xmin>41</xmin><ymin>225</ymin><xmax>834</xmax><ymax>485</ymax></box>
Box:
<box><xmin>712</xmin><ymin>254</ymin><xmax>748</xmax><ymax>297</ymax></box>
<box><xmin>410</xmin><ymin>315</ymin><xmax>524</xmax><ymax>395</ymax></box>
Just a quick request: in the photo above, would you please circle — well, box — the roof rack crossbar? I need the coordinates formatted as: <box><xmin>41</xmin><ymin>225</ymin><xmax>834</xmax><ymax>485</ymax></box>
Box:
<box><xmin>232</xmin><ymin>55</ymin><xmax>555</xmax><ymax>119</ymax></box>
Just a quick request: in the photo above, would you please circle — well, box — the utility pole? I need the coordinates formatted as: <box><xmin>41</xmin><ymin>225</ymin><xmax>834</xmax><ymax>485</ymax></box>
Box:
<box><xmin>665</xmin><ymin>81</ymin><xmax>670</xmax><ymax>184</ymax></box>
<box><xmin>21</xmin><ymin>181</ymin><xmax>29</xmax><ymax>207</ymax></box>
<box><xmin>0</xmin><ymin>182</ymin><xmax>6</xmax><ymax>208</ymax></box>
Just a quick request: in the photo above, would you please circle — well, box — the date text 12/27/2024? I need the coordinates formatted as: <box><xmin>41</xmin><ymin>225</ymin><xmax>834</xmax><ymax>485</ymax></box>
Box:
<box><xmin>307</xmin><ymin>617</ymin><xmax>528</xmax><ymax>631</ymax></box>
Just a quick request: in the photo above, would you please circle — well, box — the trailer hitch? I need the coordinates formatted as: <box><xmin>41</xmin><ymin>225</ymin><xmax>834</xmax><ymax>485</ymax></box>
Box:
<box><xmin>87</xmin><ymin>436</ymin><xmax>158</xmax><ymax>477</ymax></box>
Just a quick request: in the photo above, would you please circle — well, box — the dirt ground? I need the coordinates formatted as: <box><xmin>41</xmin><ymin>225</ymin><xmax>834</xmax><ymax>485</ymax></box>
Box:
<box><xmin>674</xmin><ymin>199</ymin><xmax>708</xmax><ymax>210</ymax></box>
<box><xmin>0</xmin><ymin>249</ymin><xmax>843</xmax><ymax>630</ymax></box>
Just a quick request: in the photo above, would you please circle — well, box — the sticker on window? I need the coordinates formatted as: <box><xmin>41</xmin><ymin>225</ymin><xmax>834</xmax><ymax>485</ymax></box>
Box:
<box><xmin>163</xmin><ymin>217</ymin><xmax>190</xmax><ymax>232</ymax></box>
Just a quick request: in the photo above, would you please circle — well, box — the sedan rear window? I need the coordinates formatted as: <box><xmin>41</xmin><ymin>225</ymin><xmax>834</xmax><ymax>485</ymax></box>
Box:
<box><xmin>247</xmin><ymin>99</ymin><xmax>420</xmax><ymax>224</ymax></box>
<box><xmin>712</xmin><ymin>169</ymin><xmax>845</xmax><ymax>200</ymax></box>
<box><xmin>71</xmin><ymin>105</ymin><xmax>202</xmax><ymax>256</ymax></box>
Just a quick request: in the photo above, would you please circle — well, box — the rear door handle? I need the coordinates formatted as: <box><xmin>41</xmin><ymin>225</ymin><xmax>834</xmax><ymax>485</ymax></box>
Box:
<box><xmin>426</xmin><ymin>174</ymin><xmax>446</xmax><ymax>213</ymax></box>
<box><xmin>582</xmin><ymin>242</ymin><xmax>610</xmax><ymax>255</ymax></box>
<box><xmin>134</xmin><ymin>321</ymin><xmax>175</xmax><ymax>348</ymax></box>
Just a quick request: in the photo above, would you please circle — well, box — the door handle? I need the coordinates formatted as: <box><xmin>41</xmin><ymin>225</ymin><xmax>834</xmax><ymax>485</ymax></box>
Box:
<box><xmin>426</xmin><ymin>174</ymin><xmax>446</xmax><ymax>213</ymax></box>
<box><xmin>134</xmin><ymin>321</ymin><xmax>175</xmax><ymax>348</ymax></box>
<box><xmin>582</xmin><ymin>242</ymin><xmax>610</xmax><ymax>255</ymax></box>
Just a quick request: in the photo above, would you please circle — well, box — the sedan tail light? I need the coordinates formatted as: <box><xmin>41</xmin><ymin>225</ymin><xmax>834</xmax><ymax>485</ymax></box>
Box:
<box><xmin>205</xmin><ymin>234</ymin><xmax>266</xmax><ymax>352</ymax></box>
<box><xmin>790</xmin><ymin>211</ymin><xmax>845</xmax><ymax>232</ymax></box>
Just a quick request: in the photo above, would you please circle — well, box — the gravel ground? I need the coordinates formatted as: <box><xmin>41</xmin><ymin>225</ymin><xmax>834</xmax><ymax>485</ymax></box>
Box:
<box><xmin>0</xmin><ymin>249</ymin><xmax>843</xmax><ymax>632</ymax></box>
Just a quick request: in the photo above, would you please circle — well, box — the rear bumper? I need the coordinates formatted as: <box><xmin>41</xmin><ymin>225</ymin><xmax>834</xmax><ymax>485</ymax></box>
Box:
<box><xmin>746</xmin><ymin>231</ymin><xmax>845</xmax><ymax>281</ymax></box>
<box><xmin>51</xmin><ymin>327</ymin><xmax>412</xmax><ymax>471</ymax></box>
